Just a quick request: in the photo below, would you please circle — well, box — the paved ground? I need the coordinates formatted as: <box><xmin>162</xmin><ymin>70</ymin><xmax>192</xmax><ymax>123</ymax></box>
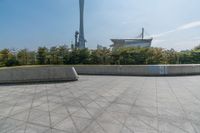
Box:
<box><xmin>0</xmin><ymin>76</ymin><xmax>200</xmax><ymax>133</ymax></box>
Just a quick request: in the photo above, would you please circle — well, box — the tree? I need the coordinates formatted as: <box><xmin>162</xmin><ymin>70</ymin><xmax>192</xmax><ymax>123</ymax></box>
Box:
<box><xmin>191</xmin><ymin>50</ymin><xmax>200</xmax><ymax>63</ymax></box>
<box><xmin>0</xmin><ymin>49</ymin><xmax>18</xmax><ymax>66</ymax></box>
<box><xmin>68</xmin><ymin>48</ymin><xmax>90</xmax><ymax>64</ymax></box>
<box><xmin>5</xmin><ymin>56</ymin><xmax>18</xmax><ymax>66</ymax></box>
<box><xmin>28</xmin><ymin>51</ymin><xmax>37</xmax><ymax>65</ymax></box>
<box><xmin>2</xmin><ymin>44</ymin><xmax>200</xmax><ymax>66</ymax></box>
<box><xmin>145</xmin><ymin>48</ymin><xmax>164</xmax><ymax>64</ymax></box>
<box><xmin>17</xmin><ymin>49</ymin><xmax>29</xmax><ymax>65</ymax></box>
<box><xmin>58</xmin><ymin>45</ymin><xmax>69</xmax><ymax>64</ymax></box>
<box><xmin>118</xmin><ymin>48</ymin><xmax>136</xmax><ymax>65</ymax></box>
<box><xmin>0</xmin><ymin>49</ymin><xmax>9</xmax><ymax>62</ymax></box>
<box><xmin>100</xmin><ymin>48</ymin><xmax>111</xmax><ymax>64</ymax></box>
<box><xmin>79</xmin><ymin>48</ymin><xmax>90</xmax><ymax>64</ymax></box>
<box><xmin>179</xmin><ymin>51</ymin><xmax>192</xmax><ymax>64</ymax></box>
<box><xmin>49</xmin><ymin>46</ymin><xmax>59</xmax><ymax>64</ymax></box>
<box><xmin>162</xmin><ymin>49</ymin><xmax>178</xmax><ymax>64</ymax></box>
<box><xmin>90</xmin><ymin>50</ymin><xmax>102</xmax><ymax>64</ymax></box>
<box><xmin>37</xmin><ymin>47</ymin><xmax>48</xmax><ymax>65</ymax></box>
<box><xmin>112</xmin><ymin>47</ymin><xmax>149</xmax><ymax>65</ymax></box>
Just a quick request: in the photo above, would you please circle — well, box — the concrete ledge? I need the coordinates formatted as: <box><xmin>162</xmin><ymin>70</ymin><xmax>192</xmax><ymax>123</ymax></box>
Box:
<box><xmin>73</xmin><ymin>65</ymin><xmax>200</xmax><ymax>76</ymax></box>
<box><xmin>0</xmin><ymin>66</ymin><xmax>79</xmax><ymax>84</ymax></box>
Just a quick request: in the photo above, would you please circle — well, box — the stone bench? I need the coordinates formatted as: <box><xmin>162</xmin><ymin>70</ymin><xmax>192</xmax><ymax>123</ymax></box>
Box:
<box><xmin>73</xmin><ymin>65</ymin><xmax>200</xmax><ymax>76</ymax></box>
<box><xmin>0</xmin><ymin>66</ymin><xmax>79</xmax><ymax>84</ymax></box>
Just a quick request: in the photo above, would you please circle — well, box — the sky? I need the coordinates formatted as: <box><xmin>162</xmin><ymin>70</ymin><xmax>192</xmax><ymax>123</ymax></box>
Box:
<box><xmin>0</xmin><ymin>0</ymin><xmax>200</xmax><ymax>51</ymax></box>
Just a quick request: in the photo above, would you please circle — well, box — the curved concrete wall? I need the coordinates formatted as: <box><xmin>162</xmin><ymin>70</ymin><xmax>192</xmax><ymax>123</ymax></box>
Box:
<box><xmin>0</xmin><ymin>66</ymin><xmax>78</xmax><ymax>84</ymax></box>
<box><xmin>73</xmin><ymin>65</ymin><xmax>200</xmax><ymax>76</ymax></box>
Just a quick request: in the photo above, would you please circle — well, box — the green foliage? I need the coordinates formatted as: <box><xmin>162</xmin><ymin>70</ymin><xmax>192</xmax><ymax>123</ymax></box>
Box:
<box><xmin>111</xmin><ymin>47</ymin><xmax>164</xmax><ymax>65</ymax></box>
<box><xmin>1</xmin><ymin>44</ymin><xmax>200</xmax><ymax>67</ymax></box>
<box><xmin>68</xmin><ymin>48</ymin><xmax>90</xmax><ymax>64</ymax></box>
<box><xmin>0</xmin><ymin>49</ymin><xmax>19</xmax><ymax>67</ymax></box>
<box><xmin>194</xmin><ymin>44</ymin><xmax>200</xmax><ymax>50</ymax></box>
<box><xmin>162</xmin><ymin>49</ymin><xmax>178</xmax><ymax>64</ymax></box>
<box><xmin>90</xmin><ymin>48</ymin><xmax>111</xmax><ymax>64</ymax></box>
<box><xmin>5</xmin><ymin>56</ymin><xmax>19</xmax><ymax>66</ymax></box>
<box><xmin>179</xmin><ymin>51</ymin><xmax>193</xmax><ymax>64</ymax></box>
<box><xmin>37</xmin><ymin>47</ymin><xmax>48</xmax><ymax>65</ymax></box>
<box><xmin>190</xmin><ymin>50</ymin><xmax>200</xmax><ymax>63</ymax></box>
<box><xmin>17</xmin><ymin>49</ymin><xmax>29</xmax><ymax>65</ymax></box>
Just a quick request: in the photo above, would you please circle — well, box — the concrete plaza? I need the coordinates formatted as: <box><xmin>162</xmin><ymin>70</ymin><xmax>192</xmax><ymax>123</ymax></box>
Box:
<box><xmin>0</xmin><ymin>75</ymin><xmax>200</xmax><ymax>133</ymax></box>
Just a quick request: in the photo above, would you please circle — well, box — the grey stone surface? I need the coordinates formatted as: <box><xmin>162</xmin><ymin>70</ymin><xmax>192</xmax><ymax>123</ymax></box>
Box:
<box><xmin>73</xmin><ymin>64</ymin><xmax>200</xmax><ymax>76</ymax></box>
<box><xmin>0</xmin><ymin>66</ymin><xmax>78</xmax><ymax>84</ymax></box>
<box><xmin>0</xmin><ymin>75</ymin><xmax>200</xmax><ymax>133</ymax></box>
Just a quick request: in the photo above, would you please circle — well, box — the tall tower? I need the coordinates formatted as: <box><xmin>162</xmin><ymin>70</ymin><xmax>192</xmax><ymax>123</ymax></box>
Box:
<box><xmin>79</xmin><ymin>0</ymin><xmax>85</xmax><ymax>49</ymax></box>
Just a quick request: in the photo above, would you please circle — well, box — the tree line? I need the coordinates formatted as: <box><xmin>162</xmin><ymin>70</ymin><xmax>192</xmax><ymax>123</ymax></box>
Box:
<box><xmin>0</xmin><ymin>45</ymin><xmax>200</xmax><ymax>67</ymax></box>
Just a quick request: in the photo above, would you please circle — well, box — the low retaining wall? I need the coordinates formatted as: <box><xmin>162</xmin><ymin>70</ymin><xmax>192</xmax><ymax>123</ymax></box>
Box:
<box><xmin>0</xmin><ymin>65</ymin><xmax>199</xmax><ymax>83</ymax></box>
<box><xmin>0</xmin><ymin>66</ymin><xmax>79</xmax><ymax>84</ymax></box>
<box><xmin>73</xmin><ymin>65</ymin><xmax>200</xmax><ymax>76</ymax></box>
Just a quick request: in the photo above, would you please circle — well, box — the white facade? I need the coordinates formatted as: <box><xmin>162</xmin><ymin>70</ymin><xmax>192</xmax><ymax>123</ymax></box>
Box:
<box><xmin>110</xmin><ymin>38</ymin><xmax>153</xmax><ymax>49</ymax></box>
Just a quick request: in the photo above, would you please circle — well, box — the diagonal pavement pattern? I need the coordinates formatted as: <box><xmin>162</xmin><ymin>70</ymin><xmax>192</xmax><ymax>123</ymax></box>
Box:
<box><xmin>0</xmin><ymin>76</ymin><xmax>200</xmax><ymax>133</ymax></box>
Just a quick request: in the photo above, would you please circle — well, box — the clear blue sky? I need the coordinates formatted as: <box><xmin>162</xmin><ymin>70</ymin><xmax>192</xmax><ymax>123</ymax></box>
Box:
<box><xmin>0</xmin><ymin>0</ymin><xmax>200</xmax><ymax>50</ymax></box>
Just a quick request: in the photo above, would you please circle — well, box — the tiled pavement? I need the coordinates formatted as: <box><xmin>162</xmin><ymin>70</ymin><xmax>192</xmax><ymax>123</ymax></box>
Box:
<box><xmin>0</xmin><ymin>75</ymin><xmax>200</xmax><ymax>133</ymax></box>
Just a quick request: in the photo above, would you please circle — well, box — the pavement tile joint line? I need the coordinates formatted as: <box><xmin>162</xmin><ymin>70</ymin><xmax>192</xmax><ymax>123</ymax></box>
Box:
<box><xmin>0</xmin><ymin>75</ymin><xmax>200</xmax><ymax>133</ymax></box>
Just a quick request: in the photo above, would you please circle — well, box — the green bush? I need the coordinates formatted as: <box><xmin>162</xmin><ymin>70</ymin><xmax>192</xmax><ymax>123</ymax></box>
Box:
<box><xmin>1</xmin><ymin>45</ymin><xmax>200</xmax><ymax>67</ymax></box>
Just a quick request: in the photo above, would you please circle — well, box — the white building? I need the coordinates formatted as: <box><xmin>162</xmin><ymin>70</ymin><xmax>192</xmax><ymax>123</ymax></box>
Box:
<box><xmin>110</xmin><ymin>28</ymin><xmax>153</xmax><ymax>49</ymax></box>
